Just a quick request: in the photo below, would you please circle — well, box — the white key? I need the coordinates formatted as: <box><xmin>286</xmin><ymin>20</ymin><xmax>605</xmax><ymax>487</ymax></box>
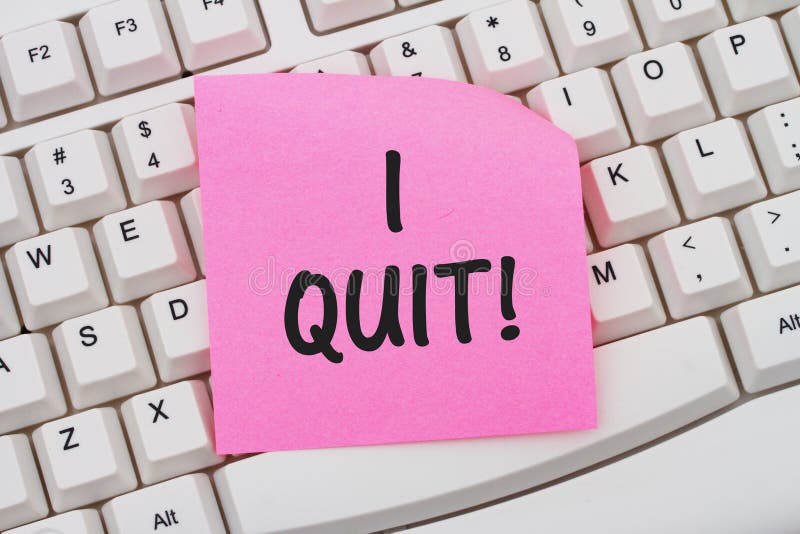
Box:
<box><xmin>52</xmin><ymin>306</ymin><xmax>156</xmax><ymax>409</ymax></box>
<box><xmin>734</xmin><ymin>191</ymin><xmax>800</xmax><ymax>292</ymax></box>
<box><xmin>410</xmin><ymin>384</ymin><xmax>800</xmax><ymax>534</ymax></box>
<box><xmin>0</xmin><ymin>261</ymin><xmax>21</xmax><ymax>341</ymax></box>
<box><xmin>94</xmin><ymin>201</ymin><xmax>197</xmax><ymax>303</ymax></box>
<box><xmin>726</xmin><ymin>0</ymin><xmax>800</xmax><ymax>22</ymax></box>
<box><xmin>103</xmin><ymin>474</ymin><xmax>225</xmax><ymax>534</ymax></box>
<box><xmin>141</xmin><ymin>280</ymin><xmax>209</xmax><ymax>382</ymax></box>
<box><xmin>33</xmin><ymin>407</ymin><xmax>137</xmax><ymax>512</ymax></box>
<box><xmin>648</xmin><ymin>217</ymin><xmax>752</xmax><ymax>319</ymax></box>
<box><xmin>291</xmin><ymin>51</ymin><xmax>371</xmax><ymax>75</ymax></box>
<box><xmin>631</xmin><ymin>0</ymin><xmax>728</xmax><ymax>48</ymax></box>
<box><xmin>166</xmin><ymin>0</ymin><xmax>266</xmax><ymax>71</ymax></box>
<box><xmin>611</xmin><ymin>42</ymin><xmax>714</xmax><ymax>143</ymax></box>
<box><xmin>370</xmin><ymin>26</ymin><xmax>467</xmax><ymax>82</ymax></box>
<box><xmin>5</xmin><ymin>228</ymin><xmax>108</xmax><ymax>330</ymax></box>
<box><xmin>0</xmin><ymin>21</ymin><xmax>94</xmax><ymax>121</ymax></box>
<box><xmin>527</xmin><ymin>68</ymin><xmax>630</xmax><ymax>162</ymax></box>
<box><xmin>112</xmin><ymin>103</ymin><xmax>199</xmax><ymax>204</ymax></box>
<box><xmin>588</xmin><ymin>244</ymin><xmax>665</xmax><ymax>346</ymax></box>
<box><xmin>5</xmin><ymin>509</ymin><xmax>104</xmax><ymax>534</ymax></box>
<box><xmin>581</xmin><ymin>145</ymin><xmax>680</xmax><ymax>248</ymax></box>
<box><xmin>722</xmin><ymin>285</ymin><xmax>800</xmax><ymax>392</ymax></box>
<box><xmin>0</xmin><ymin>334</ymin><xmax>66</xmax><ymax>434</ymax></box>
<box><xmin>25</xmin><ymin>130</ymin><xmax>127</xmax><ymax>231</ymax></box>
<box><xmin>782</xmin><ymin>8</ymin><xmax>800</xmax><ymax>68</ymax></box>
<box><xmin>0</xmin><ymin>156</ymin><xmax>38</xmax><ymax>248</ymax></box>
<box><xmin>0</xmin><ymin>435</ymin><xmax>48</xmax><ymax>531</ymax></box>
<box><xmin>306</xmin><ymin>0</ymin><xmax>394</xmax><ymax>32</ymax></box>
<box><xmin>214</xmin><ymin>317</ymin><xmax>737</xmax><ymax>534</ymax></box>
<box><xmin>698</xmin><ymin>17</ymin><xmax>800</xmax><ymax>116</ymax></box>
<box><xmin>662</xmin><ymin>118</ymin><xmax>767</xmax><ymax>219</ymax></box>
<box><xmin>539</xmin><ymin>0</ymin><xmax>643</xmax><ymax>73</ymax></box>
<box><xmin>748</xmin><ymin>96</ymin><xmax>800</xmax><ymax>194</ymax></box>
<box><xmin>79</xmin><ymin>0</ymin><xmax>181</xmax><ymax>96</ymax></box>
<box><xmin>456</xmin><ymin>0</ymin><xmax>558</xmax><ymax>93</ymax></box>
<box><xmin>181</xmin><ymin>188</ymin><xmax>204</xmax><ymax>274</ymax></box>
<box><xmin>122</xmin><ymin>380</ymin><xmax>223</xmax><ymax>484</ymax></box>
<box><xmin>398</xmin><ymin>0</ymin><xmax>427</xmax><ymax>5</ymax></box>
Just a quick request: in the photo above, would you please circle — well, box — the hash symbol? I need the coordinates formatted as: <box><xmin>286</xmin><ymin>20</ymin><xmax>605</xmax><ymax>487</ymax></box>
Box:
<box><xmin>52</xmin><ymin>147</ymin><xmax>66</xmax><ymax>165</ymax></box>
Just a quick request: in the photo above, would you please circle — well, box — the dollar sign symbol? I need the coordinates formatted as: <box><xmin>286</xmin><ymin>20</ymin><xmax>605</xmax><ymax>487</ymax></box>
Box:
<box><xmin>138</xmin><ymin>120</ymin><xmax>152</xmax><ymax>138</ymax></box>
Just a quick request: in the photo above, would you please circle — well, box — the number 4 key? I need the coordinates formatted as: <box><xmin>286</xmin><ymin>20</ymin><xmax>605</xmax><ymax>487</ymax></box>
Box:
<box><xmin>111</xmin><ymin>103</ymin><xmax>199</xmax><ymax>204</ymax></box>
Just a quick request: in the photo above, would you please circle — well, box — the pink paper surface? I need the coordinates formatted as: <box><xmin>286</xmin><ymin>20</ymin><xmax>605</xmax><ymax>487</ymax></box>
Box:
<box><xmin>195</xmin><ymin>74</ymin><xmax>595</xmax><ymax>454</ymax></box>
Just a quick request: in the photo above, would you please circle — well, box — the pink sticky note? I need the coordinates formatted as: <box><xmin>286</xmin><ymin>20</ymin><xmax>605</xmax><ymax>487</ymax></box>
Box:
<box><xmin>195</xmin><ymin>74</ymin><xmax>595</xmax><ymax>454</ymax></box>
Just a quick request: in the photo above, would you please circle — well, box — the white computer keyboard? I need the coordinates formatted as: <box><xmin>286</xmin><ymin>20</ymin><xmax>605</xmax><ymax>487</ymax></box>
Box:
<box><xmin>1</xmin><ymin>1</ymin><xmax>800</xmax><ymax>533</ymax></box>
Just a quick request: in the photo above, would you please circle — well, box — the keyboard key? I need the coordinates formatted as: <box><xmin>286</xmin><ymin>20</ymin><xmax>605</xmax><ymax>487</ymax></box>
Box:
<box><xmin>0</xmin><ymin>435</ymin><xmax>48</xmax><ymax>531</ymax></box>
<box><xmin>698</xmin><ymin>17</ymin><xmax>800</xmax><ymax>116</ymax></box>
<box><xmin>94</xmin><ymin>201</ymin><xmax>197</xmax><ymax>303</ymax></box>
<box><xmin>0</xmin><ymin>21</ymin><xmax>94</xmax><ymax>121</ymax></box>
<box><xmin>587</xmin><ymin>244</ymin><xmax>665</xmax><ymax>345</ymax></box>
<box><xmin>214</xmin><ymin>317</ymin><xmax>737</xmax><ymax>534</ymax></box>
<box><xmin>291</xmin><ymin>51</ymin><xmax>371</xmax><ymax>74</ymax></box>
<box><xmin>79</xmin><ymin>0</ymin><xmax>181</xmax><ymax>95</ymax></box>
<box><xmin>121</xmin><ymin>380</ymin><xmax>224</xmax><ymax>484</ymax></box>
<box><xmin>166</xmin><ymin>0</ymin><xmax>266</xmax><ymax>70</ymax></box>
<box><xmin>456</xmin><ymin>0</ymin><xmax>558</xmax><ymax>93</ymax></box>
<box><xmin>662</xmin><ymin>118</ymin><xmax>767</xmax><ymax>219</ymax></box>
<box><xmin>0</xmin><ymin>263</ymin><xmax>20</xmax><ymax>340</ymax></box>
<box><xmin>411</xmin><ymin>383</ymin><xmax>800</xmax><ymax>534</ymax></box>
<box><xmin>52</xmin><ymin>306</ymin><xmax>156</xmax><ymax>409</ymax></box>
<box><xmin>0</xmin><ymin>156</ymin><xmax>38</xmax><ymax>248</ymax></box>
<box><xmin>6</xmin><ymin>228</ymin><xmax>108</xmax><ymax>330</ymax></box>
<box><xmin>102</xmin><ymin>474</ymin><xmax>225</xmax><ymax>534</ymax></box>
<box><xmin>722</xmin><ymin>285</ymin><xmax>800</xmax><ymax>392</ymax></box>
<box><xmin>782</xmin><ymin>8</ymin><xmax>800</xmax><ymax>68</ymax></box>
<box><xmin>540</xmin><ymin>0</ymin><xmax>643</xmax><ymax>73</ymax></box>
<box><xmin>748</xmin><ymin>96</ymin><xmax>800</xmax><ymax>194</ymax></box>
<box><xmin>581</xmin><ymin>145</ymin><xmax>680</xmax><ymax>248</ymax></box>
<box><xmin>112</xmin><ymin>103</ymin><xmax>199</xmax><ymax>204</ymax></box>
<box><xmin>5</xmin><ymin>509</ymin><xmax>104</xmax><ymax>534</ymax></box>
<box><xmin>370</xmin><ymin>26</ymin><xmax>467</xmax><ymax>82</ymax></box>
<box><xmin>611</xmin><ymin>42</ymin><xmax>714</xmax><ymax>143</ymax></box>
<box><xmin>527</xmin><ymin>68</ymin><xmax>630</xmax><ymax>162</ymax></box>
<box><xmin>0</xmin><ymin>334</ymin><xmax>66</xmax><ymax>434</ymax></box>
<box><xmin>25</xmin><ymin>130</ymin><xmax>127</xmax><ymax>230</ymax></box>
<box><xmin>0</xmin><ymin>94</ymin><xmax>6</xmax><ymax>128</ymax></box>
<box><xmin>734</xmin><ymin>191</ymin><xmax>800</xmax><ymax>292</ymax></box>
<box><xmin>181</xmin><ymin>188</ymin><xmax>204</xmax><ymax>274</ymax></box>
<box><xmin>648</xmin><ymin>217</ymin><xmax>752</xmax><ymax>319</ymax></box>
<box><xmin>141</xmin><ymin>280</ymin><xmax>209</xmax><ymax>382</ymax></box>
<box><xmin>632</xmin><ymin>0</ymin><xmax>728</xmax><ymax>48</ymax></box>
<box><xmin>726</xmin><ymin>0</ymin><xmax>800</xmax><ymax>22</ymax></box>
<box><xmin>306</xmin><ymin>0</ymin><xmax>394</xmax><ymax>32</ymax></box>
<box><xmin>33</xmin><ymin>407</ymin><xmax>137</xmax><ymax>512</ymax></box>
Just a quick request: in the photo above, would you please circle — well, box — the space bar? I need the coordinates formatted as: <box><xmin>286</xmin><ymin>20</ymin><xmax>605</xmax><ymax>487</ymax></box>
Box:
<box><xmin>412</xmin><ymin>383</ymin><xmax>800</xmax><ymax>534</ymax></box>
<box><xmin>213</xmin><ymin>317</ymin><xmax>739</xmax><ymax>534</ymax></box>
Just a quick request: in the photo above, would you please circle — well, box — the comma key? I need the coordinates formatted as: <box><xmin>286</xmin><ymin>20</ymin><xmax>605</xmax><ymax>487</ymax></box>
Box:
<box><xmin>648</xmin><ymin>217</ymin><xmax>752</xmax><ymax>319</ymax></box>
<box><xmin>102</xmin><ymin>474</ymin><xmax>225</xmax><ymax>534</ymax></box>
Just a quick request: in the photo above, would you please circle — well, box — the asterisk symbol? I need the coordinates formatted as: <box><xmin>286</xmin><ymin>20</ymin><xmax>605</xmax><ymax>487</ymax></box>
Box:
<box><xmin>487</xmin><ymin>16</ymin><xmax>499</xmax><ymax>28</ymax></box>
